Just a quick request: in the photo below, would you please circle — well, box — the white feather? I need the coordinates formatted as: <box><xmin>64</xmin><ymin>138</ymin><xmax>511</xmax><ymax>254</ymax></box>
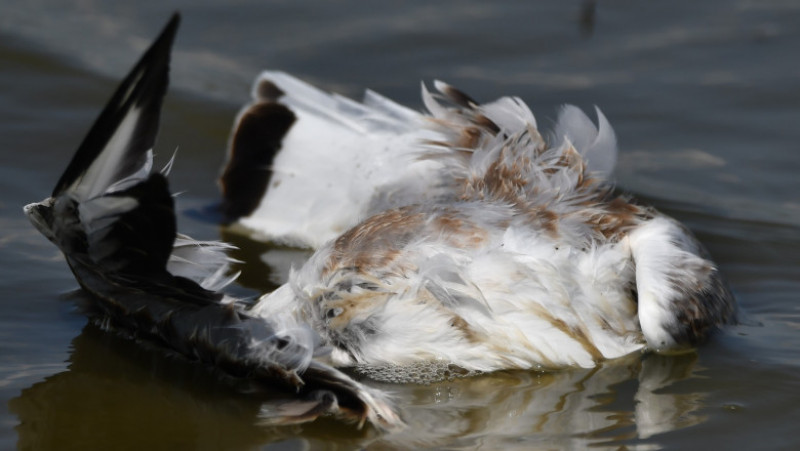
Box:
<box><xmin>70</xmin><ymin>106</ymin><xmax>145</xmax><ymax>201</ymax></box>
<box><xmin>552</xmin><ymin>105</ymin><xmax>617</xmax><ymax>179</ymax></box>
<box><xmin>227</xmin><ymin>75</ymin><xmax>622</xmax><ymax>249</ymax></box>
<box><xmin>627</xmin><ymin>217</ymin><xmax>715</xmax><ymax>350</ymax></box>
<box><xmin>167</xmin><ymin>235</ymin><xmax>241</xmax><ymax>291</ymax></box>
<box><xmin>232</xmin><ymin>75</ymin><xmax>732</xmax><ymax>376</ymax></box>
<box><xmin>233</xmin><ymin>72</ymin><xmax>444</xmax><ymax>248</ymax></box>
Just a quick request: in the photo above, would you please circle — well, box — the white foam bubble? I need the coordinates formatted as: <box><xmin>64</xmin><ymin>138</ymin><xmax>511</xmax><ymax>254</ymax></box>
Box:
<box><xmin>355</xmin><ymin>361</ymin><xmax>482</xmax><ymax>384</ymax></box>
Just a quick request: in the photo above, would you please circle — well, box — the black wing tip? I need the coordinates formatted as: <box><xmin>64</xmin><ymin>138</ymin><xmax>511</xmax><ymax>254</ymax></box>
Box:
<box><xmin>154</xmin><ymin>13</ymin><xmax>181</xmax><ymax>59</ymax></box>
<box><xmin>51</xmin><ymin>13</ymin><xmax>182</xmax><ymax>198</ymax></box>
<box><xmin>165</xmin><ymin>12</ymin><xmax>181</xmax><ymax>36</ymax></box>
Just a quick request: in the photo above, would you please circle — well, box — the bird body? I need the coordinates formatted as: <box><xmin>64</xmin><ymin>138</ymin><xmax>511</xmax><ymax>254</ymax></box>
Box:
<box><xmin>25</xmin><ymin>14</ymin><xmax>736</xmax><ymax>429</ymax></box>
<box><xmin>244</xmin><ymin>81</ymin><xmax>735</xmax><ymax>375</ymax></box>
<box><xmin>220</xmin><ymin>72</ymin><xmax>443</xmax><ymax>248</ymax></box>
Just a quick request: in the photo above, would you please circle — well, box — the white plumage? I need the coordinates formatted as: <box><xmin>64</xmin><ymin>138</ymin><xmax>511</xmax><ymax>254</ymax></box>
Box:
<box><xmin>222</xmin><ymin>71</ymin><xmax>442</xmax><ymax>248</ymax></box>
<box><xmin>221</xmin><ymin>72</ymin><xmax>618</xmax><ymax>249</ymax></box>
<box><xmin>25</xmin><ymin>14</ymin><xmax>736</xmax><ymax>430</ymax></box>
<box><xmin>237</xmin><ymin>74</ymin><xmax>735</xmax><ymax>377</ymax></box>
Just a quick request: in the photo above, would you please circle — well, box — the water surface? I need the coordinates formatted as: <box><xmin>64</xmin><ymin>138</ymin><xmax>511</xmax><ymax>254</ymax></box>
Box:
<box><xmin>2</xmin><ymin>1</ymin><xmax>799</xmax><ymax>449</ymax></box>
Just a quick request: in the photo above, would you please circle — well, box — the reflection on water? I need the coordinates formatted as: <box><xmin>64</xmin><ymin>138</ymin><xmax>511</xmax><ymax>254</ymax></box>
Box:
<box><xmin>10</xmin><ymin>320</ymin><xmax>708</xmax><ymax>449</ymax></box>
<box><xmin>9</xmin><ymin>326</ymin><xmax>271</xmax><ymax>450</ymax></box>
<box><xmin>368</xmin><ymin>353</ymin><xmax>706</xmax><ymax>449</ymax></box>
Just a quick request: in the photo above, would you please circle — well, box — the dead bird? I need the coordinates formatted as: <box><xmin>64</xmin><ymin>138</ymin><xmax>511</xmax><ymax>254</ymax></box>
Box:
<box><xmin>25</xmin><ymin>12</ymin><xmax>736</xmax><ymax>430</ymax></box>
<box><xmin>24</xmin><ymin>14</ymin><xmax>401</xmax><ymax>430</ymax></box>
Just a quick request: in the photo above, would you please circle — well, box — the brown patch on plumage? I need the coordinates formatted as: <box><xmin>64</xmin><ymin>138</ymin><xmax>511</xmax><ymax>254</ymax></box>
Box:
<box><xmin>573</xmin><ymin>162</ymin><xmax>597</xmax><ymax>192</ymax></box>
<box><xmin>532</xmin><ymin>141</ymin><xmax>650</xmax><ymax>240</ymax></box>
<box><xmin>321</xmin><ymin>291</ymin><xmax>391</xmax><ymax>331</ymax></box>
<box><xmin>422</xmin><ymin>89</ymin><xmax>502</xmax><ymax>161</ymax></box>
<box><xmin>432</xmin><ymin>209</ymin><xmax>490</xmax><ymax>248</ymax></box>
<box><xmin>458</xmin><ymin>127</ymin><xmax>482</xmax><ymax>149</ymax></box>
<box><xmin>423</xmin><ymin>139</ymin><xmax>453</xmax><ymax>148</ymax></box>
<box><xmin>588</xmin><ymin>196</ymin><xmax>648</xmax><ymax>240</ymax></box>
<box><xmin>542</xmin><ymin>145</ymin><xmax>585</xmax><ymax>177</ymax></box>
<box><xmin>529</xmin><ymin>303</ymin><xmax>604</xmax><ymax>362</ymax></box>
<box><xmin>525</xmin><ymin>207</ymin><xmax>559</xmax><ymax>237</ymax></box>
<box><xmin>436</xmin><ymin>85</ymin><xmax>502</xmax><ymax>138</ymax></box>
<box><xmin>665</xmin><ymin>252</ymin><xmax>737</xmax><ymax>346</ymax></box>
<box><xmin>548</xmin><ymin>317</ymin><xmax>603</xmax><ymax>362</ymax></box>
<box><xmin>440</xmin><ymin>83</ymin><xmax>479</xmax><ymax>108</ymax></box>
<box><xmin>219</xmin><ymin>102</ymin><xmax>296</xmax><ymax>222</ymax></box>
<box><xmin>482</xmin><ymin>148</ymin><xmax>529</xmax><ymax>203</ymax></box>
<box><xmin>325</xmin><ymin>207</ymin><xmax>427</xmax><ymax>276</ymax></box>
<box><xmin>317</xmin><ymin>206</ymin><xmax>495</xmax><ymax>352</ymax></box>
<box><xmin>445</xmin><ymin>123</ymin><xmax>648</xmax><ymax>243</ymax></box>
<box><xmin>256</xmin><ymin>79</ymin><xmax>285</xmax><ymax>101</ymax></box>
<box><xmin>475</xmin><ymin>114</ymin><xmax>501</xmax><ymax>135</ymax></box>
<box><xmin>449</xmin><ymin>314</ymin><xmax>480</xmax><ymax>343</ymax></box>
<box><xmin>433</xmin><ymin>212</ymin><xmax>463</xmax><ymax>231</ymax></box>
<box><xmin>560</xmin><ymin>320</ymin><xmax>604</xmax><ymax>362</ymax></box>
<box><xmin>325</xmin><ymin>206</ymin><xmax>493</xmax><ymax>277</ymax></box>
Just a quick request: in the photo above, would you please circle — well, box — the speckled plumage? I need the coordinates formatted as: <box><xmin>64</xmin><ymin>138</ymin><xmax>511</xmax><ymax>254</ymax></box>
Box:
<box><xmin>25</xmin><ymin>13</ymin><xmax>737</xmax><ymax>432</ymax></box>
<box><xmin>248</xmin><ymin>80</ymin><xmax>736</xmax><ymax>373</ymax></box>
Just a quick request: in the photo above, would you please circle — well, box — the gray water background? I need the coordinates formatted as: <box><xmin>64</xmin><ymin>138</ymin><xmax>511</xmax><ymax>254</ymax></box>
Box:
<box><xmin>1</xmin><ymin>1</ymin><xmax>799</xmax><ymax>449</ymax></box>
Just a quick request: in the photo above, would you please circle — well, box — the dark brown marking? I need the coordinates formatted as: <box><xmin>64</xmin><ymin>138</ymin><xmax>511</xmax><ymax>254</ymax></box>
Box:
<box><xmin>433</xmin><ymin>213</ymin><xmax>463</xmax><ymax>231</ymax></box>
<box><xmin>219</xmin><ymin>102</ymin><xmax>296</xmax><ymax>222</ymax></box>
<box><xmin>526</xmin><ymin>207</ymin><xmax>559</xmax><ymax>237</ymax></box>
<box><xmin>458</xmin><ymin>127</ymin><xmax>482</xmax><ymax>149</ymax></box>
<box><xmin>326</xmin><ymin>207</ymin><xmax>427</xmax><ymax>276</ymax></box>
<box><xmin>432</xmin><ymin>209</ymin><xmax>490</xmax><ymax>248</ymax></box>
<box><xmin>256</xmin><ymin>80</ymin><xmax>285</xmax><ymax>101</ymax></box>
<box><xmin>587</xmin><ymin>195</ymin><xmax>648</xmax><ymax>240</ymax></box>
<box><xmin>449</xmin><ymin>315</ymin><xmax>480</xmax><ymax>343</ymax></box>
<box><xmin>441</xmin><ymin>84</ymin><xmax>479</xmax><ymax>108</ymax></box>
<box><xmin>475</xmin><ymin>114</ymin><xmax>501</xmax><ymax>135</ymax></box>
<box><xmin>530</xmin><ymin>303</ymin><xmax>604</xmax><ymax>362</ymax></box>
<box><xmin>664</xmin><ymin>250</ymin><xmax>737</xmax><ymax>346</ymax></box>
<box><xmin>481</xmin><ymin>147</ymin><xmax>529</xmax><ymax>203</ymax></box>
<box><xmin>322</xmin><ymin>291</ymin><xmax>391</xmax><ymax>332</ymax></box>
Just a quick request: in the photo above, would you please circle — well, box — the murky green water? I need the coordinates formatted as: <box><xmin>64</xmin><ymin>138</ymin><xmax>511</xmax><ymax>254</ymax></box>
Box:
<box><xmin>2</xmin><ymin>1</ymin><xmax>799</xmax><ymax>449</ymax></box>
